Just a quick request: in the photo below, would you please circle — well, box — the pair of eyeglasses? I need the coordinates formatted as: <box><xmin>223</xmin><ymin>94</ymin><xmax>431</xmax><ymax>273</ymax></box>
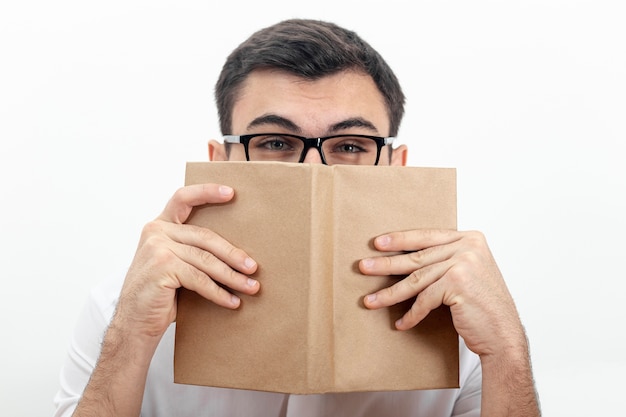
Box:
<box><xmin>223</xmin><ymin>133</ymin><xmax>395</xmax><ymax>166</ymax></box>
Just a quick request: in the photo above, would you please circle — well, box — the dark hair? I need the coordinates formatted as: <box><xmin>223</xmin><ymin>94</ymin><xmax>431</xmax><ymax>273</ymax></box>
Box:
<box><xmin>215</xmin><ymin>19</ymin><xmax>405</xmax><ymax>136</ymax></box>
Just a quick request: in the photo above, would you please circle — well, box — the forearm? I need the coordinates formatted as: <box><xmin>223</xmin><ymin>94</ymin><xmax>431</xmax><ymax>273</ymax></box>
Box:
<box><xmin>479</xmin><ymin>338</ymin><xmax>541</xmax><ymax>417</ymax></box>
<box><xmin>72</xmin><ymin>315</ymin><xmax>161</xmax><ymax>417</ymax></box>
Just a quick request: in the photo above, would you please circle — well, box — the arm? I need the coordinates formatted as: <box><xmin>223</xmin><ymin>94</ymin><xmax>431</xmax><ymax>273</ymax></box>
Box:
<box><xmin>360</xmin><ymin>230</ymin><xmax>540</xmax><ymax>417</ymax></box>
<box><xmin>70</xmin><ymin>184</ymin><xmax>259</xmax><ymax>417</ymax></box>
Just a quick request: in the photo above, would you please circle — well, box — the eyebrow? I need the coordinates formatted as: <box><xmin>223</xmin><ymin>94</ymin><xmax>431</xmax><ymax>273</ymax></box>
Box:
<box><xmin>246</xmin><ymin>114</ymin><xmax>381</xmax><ymax>135</ymax></box>
<box><xmin>329</xmin><ymin>117</ymin><xmax>379</xmax><ymax>134</ymax></box>
<box><xmin>247</xmin><ymin>114</ymin><xmax>301</xmax><ymax>133</ymax></box>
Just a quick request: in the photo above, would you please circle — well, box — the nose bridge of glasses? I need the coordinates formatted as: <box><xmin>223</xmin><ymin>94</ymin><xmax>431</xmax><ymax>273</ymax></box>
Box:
<box><xmin>300</xmin><ymin>137</ymin><xmax>324</xmax><ymax>163</ymax></box>
<box><xmin>301</xmin><ymin>137</ymin><xmax>322</xmax><ymax>148</ymax></box>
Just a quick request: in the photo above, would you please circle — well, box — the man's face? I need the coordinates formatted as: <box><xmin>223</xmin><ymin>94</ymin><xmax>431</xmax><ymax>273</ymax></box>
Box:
<box><xmin>210</xmin><ymin>69</ymin><xmax>406</xmax><ymax>166</ymax></box>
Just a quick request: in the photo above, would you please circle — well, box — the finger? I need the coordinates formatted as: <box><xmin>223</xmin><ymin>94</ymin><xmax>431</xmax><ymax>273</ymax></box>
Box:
<box><xmin>373</xmin><ymin>229</ymin><xmax>463</xmax><ymax>253</ymax></box>
<box><xmin>359</xmin><ymin>242</ymin><xmax>453</xmax><ymax>276</ymax></box>
<box><xmin>169</xmin><ymin>255</ymin><xmax>244</xmax><ymax>309</ymax></box>
<box><xmin>363</xmin><ymin>259</ymin><xmax>452</xmax><ymax>309</ymax></box>
<box><xmin>156</xmin><ymin>220</ymin><xmax>258</xmax><ymax>276</ymax></box>
<box><xmin>141</xmin><ymin>222</ymin><xmax>259</xmax><ymax>295</ymax></box>
<box><xmin>395</xmin><ymin>282</ymin><xmax>445</xmax><ymax>330</ymax></box>
<box><xmin>158</xmin><ymin>183</ymin><xmax>235</xmax><ymax>224</ymax></box>
<box><xmin>132</xmin><ymin>239</ymin><xmax>245</xmax><ymax>310</ymax></box>
<box><xmin>168</xmin><ymin>239</ymin><xmax>260</xmax><ymax>296</ymax></box>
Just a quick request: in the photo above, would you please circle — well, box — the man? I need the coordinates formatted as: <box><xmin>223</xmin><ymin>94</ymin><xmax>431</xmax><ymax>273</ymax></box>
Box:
<box><xmin>54</xmin><ymin>19</ymin><xmax>540</xmax><ymax>417</ymax></box>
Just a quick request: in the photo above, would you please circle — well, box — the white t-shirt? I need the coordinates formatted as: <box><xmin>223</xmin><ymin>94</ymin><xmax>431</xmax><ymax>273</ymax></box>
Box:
<box><xmin>53</xmin><ymin>272</ymin><xmax>482</xmax><ymax>416</ymax></box>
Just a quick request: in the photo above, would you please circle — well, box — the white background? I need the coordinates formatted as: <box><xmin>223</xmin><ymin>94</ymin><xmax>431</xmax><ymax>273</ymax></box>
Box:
<box><xmin>1</xmin><ymin>1</ymin><xmax>624</xmax><ymax>416</ymax></box>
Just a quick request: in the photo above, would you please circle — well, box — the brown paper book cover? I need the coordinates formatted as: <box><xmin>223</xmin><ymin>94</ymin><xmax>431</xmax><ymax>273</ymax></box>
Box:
<box><xmin>174</xmin><ymin>161</ymin><xmax>460</xmax><ymax>394</ymax></box>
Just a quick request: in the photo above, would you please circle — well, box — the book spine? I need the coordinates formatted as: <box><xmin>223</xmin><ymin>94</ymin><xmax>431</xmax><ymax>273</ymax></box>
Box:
<box><xmin>306</xmin><ymin>165</ymin><xmax>335</xmax><ymax>392</ymax></box>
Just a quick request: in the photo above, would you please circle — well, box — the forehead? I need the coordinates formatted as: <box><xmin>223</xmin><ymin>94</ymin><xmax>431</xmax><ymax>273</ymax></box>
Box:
<box><xmin>231</xmin><ymin>69</ymin><xmax>390</xmax><ymax>135</ymax></box>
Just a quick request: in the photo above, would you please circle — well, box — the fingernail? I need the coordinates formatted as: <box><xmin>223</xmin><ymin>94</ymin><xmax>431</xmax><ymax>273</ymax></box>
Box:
<box><xmin>395</xmin><ymin>318</ymin><xmax>403</xmax><ymax>328</ymax></box>
<box><xmin>244</xmin><ymin>257</ymin><xmax>256</xmax><ymax>269</ymax></box>
<box><xmin>362</xmin><ymin>258</ymin><xmax>374</xmax><ymax>269</ymax></box>
<box><xmin>219</xmin><ymin>185</ymin><xmax>233</xmax><ymax>196</ymax></box>
<box><xmin>231</xmin><ymin>294</ymin><xmax>240</xmax><ymax>307</ymax></box>
<box><xmin>247</xmin><ymin>278</ymin><xmax>258</xmax><ymax>287</ymax></box>
<box><xmin>376</xmin><ymin>235</ymin><xmax>391</xmax><ymax>247</ymax></box>
<box><xmin>365</xmin><ymin>294</ymin><xmax>377</xmax><ymax>303</ymax></box>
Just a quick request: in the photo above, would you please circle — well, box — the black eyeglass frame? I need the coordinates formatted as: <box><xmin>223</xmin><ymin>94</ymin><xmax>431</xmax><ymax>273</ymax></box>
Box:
<box><xmin>222</xmin><ymin>133</ymin><xmax>395</xmax><ymax>165</ymax></box>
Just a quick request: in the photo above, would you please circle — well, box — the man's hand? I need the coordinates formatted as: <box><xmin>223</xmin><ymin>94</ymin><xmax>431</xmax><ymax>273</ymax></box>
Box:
<box><xmin>72</xmin><ymin>183</ymin><xmax>260</xmax><ymax>417</ymax></box>
<box><xmin>116</xmin><ymin>183</ymin><xmax>260</xmax><ymax>340</ymax></box>
<box><xmin>360</xmin><ymin>229</ymin><xmax>541</xmax><ymax>416</ymax></box>
<box><xmin>359</xmin><ymin>229</ymin><xmax>524</xmax><ymax>356</ymax></box>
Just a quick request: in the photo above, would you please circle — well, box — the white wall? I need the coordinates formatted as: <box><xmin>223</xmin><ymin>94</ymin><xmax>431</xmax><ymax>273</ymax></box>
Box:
<box><xmin>1</xmin><ymin>1</ymin><xmax>624</xmax><ymax>415</ymax></box>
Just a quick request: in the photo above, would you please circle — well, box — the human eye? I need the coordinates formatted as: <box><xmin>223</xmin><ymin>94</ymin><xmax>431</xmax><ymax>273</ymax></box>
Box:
<box><xmin>335</xmin><ymin>142</ymin><xmax>365</xmax><ymax>153</ymax></box>
<box><xmin>251</xmin><ymin>135</ymin><xmax>297</xmax><ymax>152</ymax></box>
<box><xmin>327</xmin><ymin>137</ymin><xmax>375</xmax><ymax>154</ymax></box>
<box><xmin>323</xmin><ymin>136</ymin><xmax>380</xmax><ymax>165</ymax></box>
<box><xmin>247</xmin><ymin>134</ymin><xmax>303</xmax><ymax>162</ymax></box>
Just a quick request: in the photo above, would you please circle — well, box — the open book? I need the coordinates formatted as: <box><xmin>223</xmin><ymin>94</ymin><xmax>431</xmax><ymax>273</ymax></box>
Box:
<box><xmin>174</xmin><ymin>161</ymin><xmax>459</xmax><ymax>394</ymax></box>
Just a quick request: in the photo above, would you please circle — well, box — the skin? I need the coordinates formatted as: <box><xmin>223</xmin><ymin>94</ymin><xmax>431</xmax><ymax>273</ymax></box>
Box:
<box><xmin>72</xmin><ymin>69</ymin><xmax>539</xmax><ymax>417</ymax></box>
